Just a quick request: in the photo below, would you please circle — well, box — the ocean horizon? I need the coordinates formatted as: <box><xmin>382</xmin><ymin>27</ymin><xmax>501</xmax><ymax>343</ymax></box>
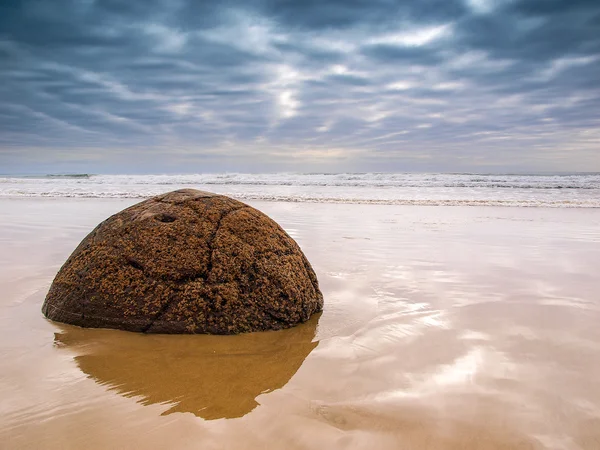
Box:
<box><xmin>2</xmin><ymin>172</ymin><xmax>599</xmax><ymax>207</ymax></box>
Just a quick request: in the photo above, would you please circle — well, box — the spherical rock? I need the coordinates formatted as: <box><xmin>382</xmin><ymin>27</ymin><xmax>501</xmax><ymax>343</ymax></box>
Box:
<box><xmin>42</xmin><ymin>189</ymin><xmax>323</xmax><ymax>334</ymax></box>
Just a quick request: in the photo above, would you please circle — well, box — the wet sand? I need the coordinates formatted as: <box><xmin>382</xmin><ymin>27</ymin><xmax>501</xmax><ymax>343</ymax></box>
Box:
<box><xmin>1</xmin><ymin>198</ymin><xmax>600</xmax><ymax>449</ymax></box>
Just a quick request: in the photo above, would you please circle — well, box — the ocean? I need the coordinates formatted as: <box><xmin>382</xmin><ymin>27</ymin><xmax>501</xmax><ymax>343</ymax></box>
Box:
<box><xmin>1</xmin><ymin>172</ymin><xmax>599</xmax><ymax>207</ymax></box>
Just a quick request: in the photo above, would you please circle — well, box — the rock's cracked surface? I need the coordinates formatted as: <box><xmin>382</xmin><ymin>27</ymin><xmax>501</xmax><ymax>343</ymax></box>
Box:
<box><xmin>42</xmin><ymin>189</ymin><xmax>323</xmax><ymax>334</ymax></box>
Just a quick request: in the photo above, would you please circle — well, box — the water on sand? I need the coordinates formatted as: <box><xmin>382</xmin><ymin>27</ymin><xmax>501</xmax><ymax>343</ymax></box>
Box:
<box><xmin>1</xmin><ymin>198</ymin><xmax>599</xmax><ymax>449</ymax></box>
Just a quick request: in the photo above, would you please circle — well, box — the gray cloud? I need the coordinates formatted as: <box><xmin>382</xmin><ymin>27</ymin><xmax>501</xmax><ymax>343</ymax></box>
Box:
<box><xmin>0</xmin><ymin>0</ymin><xmax>599</xmax><ymax>173</ymax></box>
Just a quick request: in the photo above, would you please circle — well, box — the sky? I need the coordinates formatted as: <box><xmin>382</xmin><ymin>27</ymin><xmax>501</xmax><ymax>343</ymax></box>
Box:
<box><xmin>0</xmin><ymin>0</ymin><xmax>599</xmax><ymax>174</ymax></box>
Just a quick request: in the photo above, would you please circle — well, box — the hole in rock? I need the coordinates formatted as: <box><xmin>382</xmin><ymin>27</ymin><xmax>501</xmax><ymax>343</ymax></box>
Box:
<box><xmin>126</xmin><ymin>258</ymin><xmax>144</xmax><ymax>271</ymax></box>
<box><xmin>155</xmin><ymin>214</ymin><xmax>177</xmax><ymax>223</ymax></box>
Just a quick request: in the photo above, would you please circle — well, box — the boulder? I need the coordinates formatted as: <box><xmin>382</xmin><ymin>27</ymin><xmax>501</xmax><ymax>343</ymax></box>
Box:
<box><xmin>42</xmin><ymin>189</ymin><xmax>323</xmax><ymax>334</ymax></box>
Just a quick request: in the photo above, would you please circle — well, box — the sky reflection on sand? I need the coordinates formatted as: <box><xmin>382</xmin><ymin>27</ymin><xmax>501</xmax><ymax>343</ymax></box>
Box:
<box><xmin>1</xmin><ymin>199</ymin><xmax>599</xmax><ymax>449</ymax></box>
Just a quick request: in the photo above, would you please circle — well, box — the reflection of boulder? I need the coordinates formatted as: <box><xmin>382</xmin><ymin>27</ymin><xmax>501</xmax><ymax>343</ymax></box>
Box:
<box><xmin>54</xmin><ymin>313</ymin><xmax>320</xmax><ymax>420</ymax></box>
<box><xmin>43</xmin><ymin>189</ymin><xmax>323</xmax><ymax>334</ymax></box>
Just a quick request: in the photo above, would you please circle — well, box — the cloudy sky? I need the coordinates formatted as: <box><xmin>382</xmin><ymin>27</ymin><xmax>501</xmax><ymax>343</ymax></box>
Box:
<box><xmin>1</xmin><ymin>0</ymin><xmax>599</xmax><ymax>174</ymax></box>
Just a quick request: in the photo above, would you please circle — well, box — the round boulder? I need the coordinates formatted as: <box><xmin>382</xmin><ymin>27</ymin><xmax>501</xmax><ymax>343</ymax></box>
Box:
<box><xmin>42</xmin><ymin>189</ymin><xmax>323</xmax><ymax>334</ymax></box>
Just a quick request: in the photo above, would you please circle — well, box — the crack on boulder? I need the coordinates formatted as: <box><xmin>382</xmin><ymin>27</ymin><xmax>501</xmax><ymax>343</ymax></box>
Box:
<box><xmin>141</xmin><ymin>206</ymin><xmax>248</xmax><ymax>332</ymax></box>
<box><xmin>264</xmin><ymin>308</ymin><xmax>292</xmax><ymax>327</ymax></box>
<box><xmin>205</xmin><ymin>206</ymin><xmax>248</xmax><ymax>281</ymax></box>
<box><xmin>141</xmin><ymin>296</ymin><xmax>173</xmax><ymax>333</ymax></box>
<box><xmin>155</xmin><ymin>213</ymin><xmax>177</xmax><ymax>223</ymax></box>
<box><xmin>126</xmin><ymin>257</ymin><xmax>144</xmax><ymax>271</ymax></box>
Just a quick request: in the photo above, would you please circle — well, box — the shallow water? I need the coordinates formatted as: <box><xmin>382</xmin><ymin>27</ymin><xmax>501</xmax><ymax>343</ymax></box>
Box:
<box><xmin>1</xmin><ymin>198</ymin><xmax>600</xmax><ymax>449</ymax></box>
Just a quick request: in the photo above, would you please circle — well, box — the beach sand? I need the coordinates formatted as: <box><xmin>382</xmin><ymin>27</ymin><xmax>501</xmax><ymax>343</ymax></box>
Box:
<box><xmin>1</xmin><ymin>198</ymin><xmax>600</xmax><ymax>449</ymax></box>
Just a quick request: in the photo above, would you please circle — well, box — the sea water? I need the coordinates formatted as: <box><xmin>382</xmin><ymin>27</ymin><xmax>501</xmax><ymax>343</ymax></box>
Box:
<box><xmin>1</xmin><ymin>172</ymin><xmax>599</xmax><ymax>207</ymax></box>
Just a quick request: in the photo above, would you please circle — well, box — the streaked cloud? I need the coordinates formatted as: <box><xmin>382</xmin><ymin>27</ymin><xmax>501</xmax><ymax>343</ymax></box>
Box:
<box><xmin>0</xmin><ymin>0</ymin><xmax>599</xmax><ymax>173</ymax></box>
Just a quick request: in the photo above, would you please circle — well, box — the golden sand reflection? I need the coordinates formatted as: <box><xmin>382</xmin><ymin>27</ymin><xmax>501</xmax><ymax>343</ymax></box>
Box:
<box><xmin>53</xmin><ymin>313</ymin><xmax>320</xmax><ymax>420</ymax></box>
<box><xmin>3</xmin><ymin>202</ymin><xmax>600</xmax><ymax>450</ymax></box>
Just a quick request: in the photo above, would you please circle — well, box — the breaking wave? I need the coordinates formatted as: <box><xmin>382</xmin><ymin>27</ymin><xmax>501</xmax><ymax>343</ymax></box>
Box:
<box><xmin>1</xmin><ymin>173</ymin><xmax>599</xmax><ymax>207</ymax></box>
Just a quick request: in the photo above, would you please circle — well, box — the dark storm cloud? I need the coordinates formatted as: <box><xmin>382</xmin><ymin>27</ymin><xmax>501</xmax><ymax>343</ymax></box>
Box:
<box><xmin>361</xmin><ymin>44</ymin><xmax>444</xmax><ymax>64</ymax></box>
<box><xmin>258</xmin><ymin>0</ymin><xmax>468</xmax><ymax>29</ymax></box>
<box><xmin>0</xmin><ymin>0</ymin><xmax>599</xmax><ymax>173</ymax></box>
<box><xmin>456</xmin><ymin>1</ymin><xmax>600</xmax><ymax>62</ymax></box>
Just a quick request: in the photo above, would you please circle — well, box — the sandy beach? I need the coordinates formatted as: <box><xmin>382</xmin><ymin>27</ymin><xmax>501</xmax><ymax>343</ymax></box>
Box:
<box><xmin>1</xmin><ymin>198</ymin><xmax>600</xmax><ymax>449</ymax></box>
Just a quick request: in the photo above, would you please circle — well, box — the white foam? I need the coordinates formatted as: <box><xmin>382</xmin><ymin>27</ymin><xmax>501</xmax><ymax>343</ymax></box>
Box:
<box><xmin>0</xmin><ymin>173</ymin><xmax>598</xmax><ymax>207</ymax></box>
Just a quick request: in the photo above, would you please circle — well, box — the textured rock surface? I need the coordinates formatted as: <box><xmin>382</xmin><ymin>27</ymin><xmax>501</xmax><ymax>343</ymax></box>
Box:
<box><xmin>42</xmin><ymin>189</ymin><xmax>323</xmax><ymax>334</ymax></box>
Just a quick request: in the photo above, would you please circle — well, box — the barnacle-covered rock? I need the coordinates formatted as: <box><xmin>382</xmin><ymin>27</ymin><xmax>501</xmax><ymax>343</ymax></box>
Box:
<box><xmin>42</xmin><ymin>189</ymin><xmax>323</xmax><ymax>334</ymax></box>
